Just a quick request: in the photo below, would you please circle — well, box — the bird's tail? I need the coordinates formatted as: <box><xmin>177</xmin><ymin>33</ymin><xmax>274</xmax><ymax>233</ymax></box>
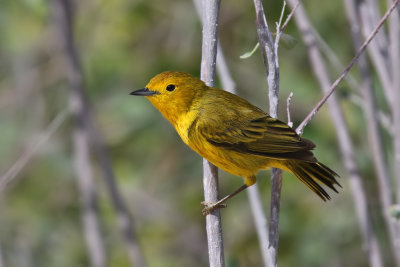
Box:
<box><xmin>286</xmin><ymin>160</ymin><xmax>341</xmax><ymax>201</ymax></box>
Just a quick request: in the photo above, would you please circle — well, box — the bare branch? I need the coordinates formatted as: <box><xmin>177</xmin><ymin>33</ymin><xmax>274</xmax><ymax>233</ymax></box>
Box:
<box><xmin>345</xmin><ymin>2</ymin><xmax>399</xmax><ymax>265</ymax></box>
<box><xmin>0</xmin><ymin>242</ymin><xmax>4</xmax><ymax>267</ymax></box>
<box><xmin>199</xmin><ymin>0</ymin><xmax>225</xmax><ymax>266</ymax></box>
<box><xmin>0</xmin><ymin>109</ymin><xmax>68</xmax><ymax>192</ymax></box>
<box><xmin>359</xmin><ymin>1</ymin><xmax>393</xmax><ymax>107</ymax></box>
<box><xmin>286</xmin><ymin>92</ymin><xmax>294</xmax><ymax>128</ymax></box>
<box><xmin>53</xmin><ymin>1</ymin><xmax>106</xmax><ymax>266</ymax></box>
<box><xmin>252</xmin><ymin>0</ymin><xmax>282</xmax><ymax>265</ymax></box>
<box><xmin>267</xmin><ymin>168</ymin><xmax>282</xmax><ymax>266</ymax></box>
<box><xmin>90</xmin><ymin>125</ymin><xmax>146</xmax><ymax>267</ymax></box>
<box><xmin>52</xmin><ymin>1</ymin><xmax>145</xmax><ymax>266</ymax></box>
<box><xmin>253</xmin><ymin>0</ymin><xmax>279</xmax><ymax>116</ymax></box>
<box><xmin>288</xmin><ymin>1</ymin><xmax>384</xmax><ymax>266</ymax></box>
<box><xmin>216</xmin><ymin>44</ymin><xmax>236</xmax><ymax>93</ymax></box>
<box><xmin>343</xmin><ymin>2</ymin><xmax>390</xmax><ymax>266</ymax></box>
<box><xmin>389</xmin><ymin>0</ymin><xmax>400</xmax><ymax>205</ymax></box>
<box><xmin>345</xmin><ymin>0</ymin><xmax>393</xmax><ymax>215</ymax></box>
<box><xmin>274</xmin><ymin>1</ymin><xmax>287</xmax><ymax>49</ymax></box>
<box><xmin>195</xmin><ymin>0</ymin><xmax>236</xmax><ymax>94</ymax></box>
<box><xmin>296</xmin><ymin>0</ymin><xmax>400</xmax><ymax>135</ymax></box>
<box><xmin>389</xmin><ymin>0</ymin><xmax>400</xmax><ymax>263</ymax></box>
<box><xmin>280</xmin><ymin>0</ymin><xmax>301</xmax><ymax>32</ymax></box>
<box><xmin>247</xmin><ymin>185</ymin><xmax>273</xmax><ymax>267</ymax></box>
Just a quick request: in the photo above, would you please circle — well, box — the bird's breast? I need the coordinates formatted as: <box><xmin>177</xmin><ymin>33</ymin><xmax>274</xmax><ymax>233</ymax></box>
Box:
<box><xmin>174</xmin><ymin>110</ymin><xmax>199</xmax><ymax>145</ymax></box>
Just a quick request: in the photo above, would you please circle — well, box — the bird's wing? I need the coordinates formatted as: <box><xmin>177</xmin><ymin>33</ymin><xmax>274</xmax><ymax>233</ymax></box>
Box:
<box><xmin>191</xmin><ymin>109</ymin><xmax>316</xmax><ymax>161</ymax></box>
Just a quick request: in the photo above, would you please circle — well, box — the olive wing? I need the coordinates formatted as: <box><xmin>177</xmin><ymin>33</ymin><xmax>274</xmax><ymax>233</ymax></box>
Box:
<box><xmin>191</xmin><ymin>112</ymin><xmax>316</xmax><ymax>161</ymax></box>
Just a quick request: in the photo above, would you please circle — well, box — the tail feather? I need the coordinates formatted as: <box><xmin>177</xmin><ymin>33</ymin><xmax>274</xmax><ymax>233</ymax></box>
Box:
<box><xmin>287</xmin><ymin>160</ymin><xmax>341</xmax><ymax>201</ymax></box>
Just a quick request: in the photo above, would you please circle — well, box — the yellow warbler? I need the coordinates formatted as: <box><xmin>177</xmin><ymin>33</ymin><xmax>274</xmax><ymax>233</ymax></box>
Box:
<box><xmin>131</xmin><ymin>71</ymin><xmax>340</xmax><ymax>214</ymax></box>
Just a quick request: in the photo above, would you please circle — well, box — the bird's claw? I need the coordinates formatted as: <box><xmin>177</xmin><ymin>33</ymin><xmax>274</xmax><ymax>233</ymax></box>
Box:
<box><xmin>201</xmin><ymin>201</ymin><xmax>227</xmax><ymax>216</ymax></box>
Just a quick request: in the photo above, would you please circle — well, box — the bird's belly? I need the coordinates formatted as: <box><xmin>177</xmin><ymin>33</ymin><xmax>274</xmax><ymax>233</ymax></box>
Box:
<box><xmin>189</xmin><ymin>141</ymin><xmax>272</xmax><ymax>177</ymax></box>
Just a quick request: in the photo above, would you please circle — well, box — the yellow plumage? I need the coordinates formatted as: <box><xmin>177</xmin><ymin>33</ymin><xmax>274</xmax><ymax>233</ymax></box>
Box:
<box><xmin>131</xmin><ymin>71</ymin><xmax>340</xmax><ymax>207</ymax></box>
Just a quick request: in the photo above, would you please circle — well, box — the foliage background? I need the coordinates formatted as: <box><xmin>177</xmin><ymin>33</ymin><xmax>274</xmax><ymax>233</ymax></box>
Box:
<box><xmin>0</xmin><ymin>0</ymin><xmax>392</xmax><ymax>266</ymax></box>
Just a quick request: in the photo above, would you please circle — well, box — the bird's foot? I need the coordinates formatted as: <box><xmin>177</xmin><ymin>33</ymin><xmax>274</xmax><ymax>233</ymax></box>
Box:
<box><xmin>201</xmin><ymin>201</ymin><xmax>227</xmax><ymax>216</ymax></box>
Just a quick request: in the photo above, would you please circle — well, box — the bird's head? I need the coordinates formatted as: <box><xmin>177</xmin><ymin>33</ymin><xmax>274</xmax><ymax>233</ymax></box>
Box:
<box><xmin>131</xmin><ymin>71</ymin><xmax>207</xmax><ymax>125</ymax></box>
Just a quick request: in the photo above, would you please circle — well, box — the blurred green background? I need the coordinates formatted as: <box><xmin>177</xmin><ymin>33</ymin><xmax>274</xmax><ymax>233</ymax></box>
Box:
<box><xmin>0</xmin><ymin>0</ymin><xmax>392</xmax><ymax>266</ymax></box>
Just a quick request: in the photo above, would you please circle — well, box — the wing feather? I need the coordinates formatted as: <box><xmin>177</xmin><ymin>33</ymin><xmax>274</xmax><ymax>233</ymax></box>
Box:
<box><xmin>194</xmin><ymin>114</ymin><xmax>315</xmax><ymax>161</ymax></box>
<box><xmin>187</xmin><ymin>89</ymin><xmax>316</xmax><ymax>161</ymax></box>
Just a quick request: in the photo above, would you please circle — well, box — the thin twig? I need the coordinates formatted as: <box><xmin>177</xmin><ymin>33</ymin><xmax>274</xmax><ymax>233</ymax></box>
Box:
<box><xmin>296</xmin><ymin>0</ymin><xmax>400</xmax><ymax>135</ymax></box>
<box><xmin>280</xmin><ymin>0</ymin><xmax>301</xmax><ymax>32</ymax></box>
<box><xmin>274</xmin><ymin>1</ymin><xmax>286</xmax><ymax>49</ymax></box>
<box><xmin>0</xmin><ymin>109</ymin><xmax>69</xmax><ymax>192</ymax></box>
<box><xmin>199</xmin><ymin>0</ymin><xmax>225</xmax><ymax>266</ymax></box>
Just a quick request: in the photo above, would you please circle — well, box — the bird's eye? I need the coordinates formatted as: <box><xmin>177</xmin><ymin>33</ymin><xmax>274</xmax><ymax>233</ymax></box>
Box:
<box><xmin>166</xmin><ymin>84</ymin><xmax>176</xmax><ymax>92</ymax></box>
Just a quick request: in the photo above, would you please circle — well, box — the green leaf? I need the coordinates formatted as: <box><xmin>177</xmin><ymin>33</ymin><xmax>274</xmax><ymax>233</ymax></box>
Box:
<box><xmin>240</xmin><ymin>42</ymin><xmax>259</xmax><ymax>59</ymax></box>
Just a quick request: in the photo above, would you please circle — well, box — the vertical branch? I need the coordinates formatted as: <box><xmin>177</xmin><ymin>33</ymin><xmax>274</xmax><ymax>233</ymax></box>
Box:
<box><xmin>199</xmin><ymin>1</ymin><xmax>224</xmax><ymax>266</ymax></box>
<box><xmin>355</xmin><ymin>1</ymin><xmax>400</xmax><ymax>264</ymax></box>
<box><xmin>345</xmin><ymin>0</ymin><xmax>397</xmax><ymax>265</ymax></box>
<box><xmin>390</xmin><ymin>3</ymin><xmax>400</xmax><ymax>201</ymax></box>
<box><xmin>0</xmin><ymin>243</ymin><xmax>4</xmax><ymax>267</ymax></box>
<box><xmin>252</xmin><ymin>0</ymin><xmax>280</xmax><ymax>114</ymax></box>
<box><xmin>343</xmin><ymin>1</ymin><xmax>387</xmax><ymax>266</ymax></box>
<box><xmin>358</xmin><ymin>1</ymin><xmax>393</xmax><ymax>107</ymax></box>
<box><xmin>247</xmin><ymin>186</ymin><xmax>272</xmax><ymax>267</ymax></box>
<box><xmin>53</xmin><ymin>1</ymin><xmax>106</xmax><ymax>266</ymax></box>
<box><xmin>288</xmin><ymin>1</ymin><xmax>384</xmax><ymax>266</ymax></box>
<box><xmin>54</xmin><ymin>1</ymin><xmax>145</xmax><ymax>266</ymax></box>
<box><xmin>252</xmin><ymin>1</ymin><xmax>282</xmax><ymax>265</ymax></box>
<box><xmin>216</xmin><ymin>43</ymin><xmax>236</xmax><ymax>93</ymax></box>
<box><xmin>90</xmin><ymin>128</ymin><xmax>146</xmax><ymax>267</ymax></box>
<box><xmin>389</xmin><ymin>1</ymin><xmax>400</xmax><ymax>264</ymax></box>
<box><xmin>346</xmin><ymin>0</ymin><xmax>393</xmax><ymax>215</ymax></box>
<box><xmin>200</xmin><ymin>0</ymin><xmax>221</xmax><ymax>85</ymax></box>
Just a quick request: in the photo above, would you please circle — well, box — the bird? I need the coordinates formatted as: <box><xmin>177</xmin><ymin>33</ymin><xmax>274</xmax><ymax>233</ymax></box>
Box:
<box><xmin>131</xmin><ymin>71</ymin><xmax>340</xmax><ymax>215</ymax></box>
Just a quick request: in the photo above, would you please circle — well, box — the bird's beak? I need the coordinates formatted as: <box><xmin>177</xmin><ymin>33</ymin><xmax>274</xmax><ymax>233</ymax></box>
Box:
<box><xmin>130</xmin><ymin>88</ymin><xmax>159</xmax><ymax>96</ymax></box>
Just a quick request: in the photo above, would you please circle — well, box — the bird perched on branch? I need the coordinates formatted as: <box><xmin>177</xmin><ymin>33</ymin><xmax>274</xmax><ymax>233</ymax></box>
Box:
<box><xmin>131</xmin><ymin>71</ymin><xmax>340</xmax><ymax>215</ymax></box>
